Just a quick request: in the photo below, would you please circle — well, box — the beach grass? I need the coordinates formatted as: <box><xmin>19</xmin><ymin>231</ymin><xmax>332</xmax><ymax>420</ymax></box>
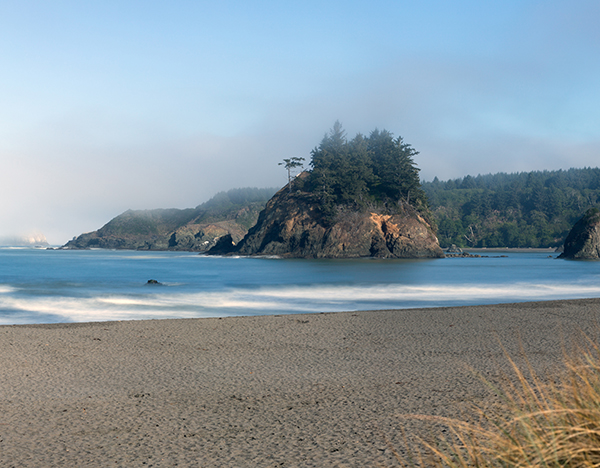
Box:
<box><xmin>392</xmin><ymin>339</ymin><xmax>600</xmax><ymax>467</ymax></box>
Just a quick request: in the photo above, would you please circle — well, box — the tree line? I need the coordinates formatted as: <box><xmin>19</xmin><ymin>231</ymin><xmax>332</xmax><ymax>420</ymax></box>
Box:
<box><xmin>423</xmin><ymin>168</ymin><xmax>600</xmax><ymax>248</ymax></box>
<box><xmin>281</xmin><ymin>123</ymin><xmax>600</xmax><ymax>248</ymax></box>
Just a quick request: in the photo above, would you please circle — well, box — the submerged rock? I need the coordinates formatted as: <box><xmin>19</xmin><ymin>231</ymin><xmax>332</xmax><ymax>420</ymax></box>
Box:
<box><xmin>445</xmin><ymin>244</ymin><xmax>463</xmax><ymax>254</ymax></box>
<box><xmin>559</xmin><ymin>208</ymin><xmax>600</xmax><ymax>260</ymax></box>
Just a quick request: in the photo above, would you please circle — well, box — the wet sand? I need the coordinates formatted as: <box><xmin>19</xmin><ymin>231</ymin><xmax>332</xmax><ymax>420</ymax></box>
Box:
<box><xmin>1</xmin><ymin>298</ymin><xmax>599</xmax><ymax>467</ymax></box>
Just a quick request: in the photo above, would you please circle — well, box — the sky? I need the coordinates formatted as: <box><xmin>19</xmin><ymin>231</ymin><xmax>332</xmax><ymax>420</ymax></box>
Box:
<box><xmin>1</xmin><ymin>0</ymin><xmax>599</xmax><ymax>244</ymax></box>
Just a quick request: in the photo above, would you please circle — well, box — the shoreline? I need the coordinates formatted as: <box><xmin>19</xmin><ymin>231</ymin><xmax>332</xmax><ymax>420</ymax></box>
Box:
<box><xmin>1</xmin><ymin>298</ymin><xmax>599</xmax><ymax>467</ymax></box>
<box><xmin>442</xmin><ymin>247</ymin><xmax>560</xmax><ymax>254</ymax></box>
<box><xmin>461</xmin><ymin>247</ymin><xmax>559</xmax><ymax>253</ymax></box>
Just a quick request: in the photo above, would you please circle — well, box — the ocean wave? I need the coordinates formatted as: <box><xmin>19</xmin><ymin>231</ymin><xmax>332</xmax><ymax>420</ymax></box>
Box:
<box><xmin>252</xmin><ymin>282</ymin><xmax>600</xmax><ymax>301</ymax></box>
<box><xmin>1</xmin><ymin>280</ymin><xmax>600</xmax><ymax>325</ymax></box>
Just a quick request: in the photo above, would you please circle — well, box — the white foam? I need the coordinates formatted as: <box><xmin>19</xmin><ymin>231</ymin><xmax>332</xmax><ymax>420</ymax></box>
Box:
<box><xmin>217</xmin><ymin>282</ymin><xmax>600</xmax><ymax>303</ymax></box>
<box><xmin>2</xmin><ymin>280</ymin><xmax>600</xmax><ymax>325</ymax></box>
<box><xmin>0</xmin><ymin>285</ymin><xmax>16</xmax><ymax>294</ymax></box>
<box><xmin>98</xmin><ymin>297</ymin><xmax>156</xmax><ymax>306</ymax></box>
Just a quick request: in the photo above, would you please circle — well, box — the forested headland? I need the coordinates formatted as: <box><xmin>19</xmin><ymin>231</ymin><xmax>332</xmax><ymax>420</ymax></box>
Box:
<box><xmin>423</xmin><ymin>168</ymin><xmax>600</xmax><ymax>248</ymax></box>
<box><xmin>64</xmin><ymin>119</ymin><xmax>600</xmax><ymax>252</ymax></box>
<box><xmin>282</xmin><ymin>123</ymin><xmax>600</xmax><ymax>250</ymax></box>
<box><xmin>62</xmin><ymin>187</ymin><xmax>277</xmax><ymax>251</ymax></box>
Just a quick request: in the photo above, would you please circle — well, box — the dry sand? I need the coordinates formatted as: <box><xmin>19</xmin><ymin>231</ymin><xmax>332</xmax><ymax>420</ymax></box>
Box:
<box><xmin>1</xmin><ymin>298</ymin><xmax>599</xmax><ymax>467</ymax></box>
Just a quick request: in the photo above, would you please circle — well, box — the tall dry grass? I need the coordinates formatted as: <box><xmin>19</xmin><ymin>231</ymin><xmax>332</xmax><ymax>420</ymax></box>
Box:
<box><xmin>391</xmin><ymin>341</ymin><xmax>600</xmax><ymax>467</ymax></box>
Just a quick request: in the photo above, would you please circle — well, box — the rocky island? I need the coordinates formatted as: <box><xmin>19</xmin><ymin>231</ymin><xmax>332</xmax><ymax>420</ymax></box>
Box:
<box><xmin>209</xmin><ymin>123</ymin><xmax>443</xmax><ymax>258</ymax></box>
<box><xmin>209</xmin><ymin>185</ymin><xmax>442</xmax><ymax>258</ymax></box>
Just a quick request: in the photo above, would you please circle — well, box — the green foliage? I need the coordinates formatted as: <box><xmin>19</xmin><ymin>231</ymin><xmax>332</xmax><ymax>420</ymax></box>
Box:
<box><xmin>423</xmin><ymin>168</ymin><xmax>600</xmax><ymax>248</ymax></box>
<box><xmin>306</xmin><ymin>122</ymin><xmax>428</xmax><ymax>219</ymax></box>
<box><xmin>198</xmin><ymin>187</ymin><xmax>277</xmax><ymax>212</ymax></box>
<box><xmin>194</xmin><ymin>187</ymin><xmax>278</xmax><ymax>226</ymax></box>
<box><xmin>582</xmin><ymin>206</ymin><xmax>600</xmax><ymax>223</ymax></box>
<box><xmin>100</xmin><ymin>209</ymin><xmax>196</xmax><ymax>237</ymax></box>
<box><xmin>98</xmin><ymin>188</ymin><xmax>278</xmax><ymax>238</ymax></box>
<box><xmin>368</xmin><ymin>129</ymin><xmax>426</xmax><ymax>207</ymax></box>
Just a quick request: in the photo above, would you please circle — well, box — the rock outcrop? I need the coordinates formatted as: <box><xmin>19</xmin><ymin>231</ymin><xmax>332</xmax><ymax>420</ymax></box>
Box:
<box><xmin>445</xmin><ymin>244</ymin><xmax>463</xmax><ymax>254</ymax></box>
<box><xmin>63</xmin><ymin>209</ymin><xmax>254</xmax><ymax>252</ymax></box>
<box><xmin>206</xmin><ymin>234</ymin><xmax>236</xmax><ymax>255</ymax></box>
<box><xmin>559</xmin><ymin>208</ymin><xmax>600</xmax><ymax>259</ymax></box>
<box><xmin>219</xmin><ymin>189</ymin><xmax>444</xmax><ymax>258</ymax></box>
<box><xmin>62</xmin><ymin>188</ymin><xmax>276</xmax><ymax>252</ymax></box>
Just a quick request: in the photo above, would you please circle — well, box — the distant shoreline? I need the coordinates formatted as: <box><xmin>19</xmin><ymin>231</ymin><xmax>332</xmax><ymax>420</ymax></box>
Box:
<box><xmin>457</xmin><ymin>247</ymin><xmax>559</xmax><ymax>253</ymax></box>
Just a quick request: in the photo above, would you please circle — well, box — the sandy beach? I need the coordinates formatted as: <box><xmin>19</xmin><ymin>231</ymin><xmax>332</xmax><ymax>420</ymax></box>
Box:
<box><xmin>1</xmin><ymin>298</ymin><xmax>599</xmax><ymax>467</ymax></box>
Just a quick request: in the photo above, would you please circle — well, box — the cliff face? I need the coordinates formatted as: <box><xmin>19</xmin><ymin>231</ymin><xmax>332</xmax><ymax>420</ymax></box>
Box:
<box><xmin>62</xmin><ymin>187</ymin><xmax>277</xmax><ymax>251</ymax></box>
<box><xmin>226</xmin><ymin>189</ymin><xmax>444</xmax><ymax>258</ymax></box>
<box><xmin>63</xmin><ymin>208</ymin><xmax>253</xmax><ymax>251</ymax></box>
<box><xmin>62</xmin><ymin>188</ymin><xmax>277</xmax><ymax>252</ymax></box>
<box><xmin>559</xmin><ymin>208</ymin><xmax>600</xmax><ymax>259</ymax></box>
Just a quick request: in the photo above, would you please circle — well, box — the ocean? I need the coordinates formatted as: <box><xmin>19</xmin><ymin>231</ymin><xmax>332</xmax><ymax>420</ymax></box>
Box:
<box><xmin>1</xmin><ymin>247</ymin><xmax>599</xmax><ymax>325</ymax></box>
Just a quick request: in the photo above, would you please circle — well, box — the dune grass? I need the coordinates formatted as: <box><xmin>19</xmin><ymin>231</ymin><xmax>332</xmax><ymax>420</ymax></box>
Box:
<box><xmin>391</xmin><ymin>340</ymin><xmax>600</xmax><ymax>467</ymax></box>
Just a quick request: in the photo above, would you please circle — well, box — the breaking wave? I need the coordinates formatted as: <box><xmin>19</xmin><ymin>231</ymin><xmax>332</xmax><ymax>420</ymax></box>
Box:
<box><xmin>2</xmin><ymin>280</ymin><xmax>600</xmax><ymax>325</ymax></box>
<box><xmin>1</xmin><ymin>249</ymin><xmax>599</xmax><ymax>325</ymax></box>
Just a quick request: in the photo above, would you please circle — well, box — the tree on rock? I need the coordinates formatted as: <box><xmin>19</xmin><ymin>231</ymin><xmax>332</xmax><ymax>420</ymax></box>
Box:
<box><xmin>279</xmin><ymin>157</ymin><xmax>305</xmax><ymax>193</ymax></box>
<box><xmin>368</xmin><ymin>128</ymin><xmax>426</xmax><ymax>207</ymax></box>
<box><xmin>307</xmin><ymin>122</ymin><xmax>428</xmax><ymax>216</ymax></box>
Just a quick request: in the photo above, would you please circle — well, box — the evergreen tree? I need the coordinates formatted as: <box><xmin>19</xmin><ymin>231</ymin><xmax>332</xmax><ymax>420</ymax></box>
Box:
<box><xmin>279</xmin><ymin>157</ymin><xmax>305</xmax><ymax>192</ymax></box>
<box><xmin>307</xmin><ymin>122</ymin><xmax>428</xmax><ymax>218</ymax></box>
<box><xmin>368</xmin><ymin>129</ymin><xmax>425</xmax><ymax>207</ymax></box>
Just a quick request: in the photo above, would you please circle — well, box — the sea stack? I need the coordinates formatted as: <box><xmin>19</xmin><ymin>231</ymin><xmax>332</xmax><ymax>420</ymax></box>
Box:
<box><xmin>559</xmin><ymin>208</ymin><xmax>600</xmax><ymax>259</ymax></box>
<box><xmin>211</xmin><ymin>187</ymin><xmax>444</xmax><ymax>259</ymax></box>
<box><xmin>208</xmin><ymin>123</ymin><xmax>445</xmax><ymax>259</ymax></box>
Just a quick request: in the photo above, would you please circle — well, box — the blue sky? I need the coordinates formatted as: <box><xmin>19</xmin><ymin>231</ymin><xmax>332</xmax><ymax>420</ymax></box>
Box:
<box><xmin>1</xmin><ymin>0</ymin><xmax>599</xmax><ymax>243</ymax></box>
